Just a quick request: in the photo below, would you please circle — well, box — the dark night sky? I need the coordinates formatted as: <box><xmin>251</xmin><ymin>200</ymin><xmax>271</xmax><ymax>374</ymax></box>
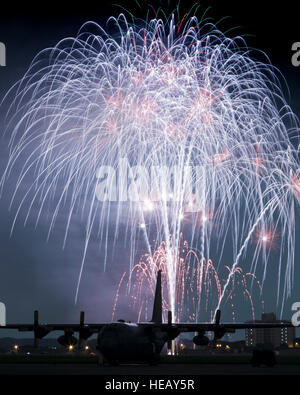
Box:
<box><xmin>0</xmin><ymin>0</ymin><xmax>299</xmax><ymax>339</ymax></box>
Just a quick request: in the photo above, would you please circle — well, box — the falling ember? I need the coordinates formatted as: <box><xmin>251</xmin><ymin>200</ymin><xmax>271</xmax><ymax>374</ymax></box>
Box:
<box><xmin>253</xmin><ymin>228</ymin><xmax>279</xmax><ymax>250</ymax></box>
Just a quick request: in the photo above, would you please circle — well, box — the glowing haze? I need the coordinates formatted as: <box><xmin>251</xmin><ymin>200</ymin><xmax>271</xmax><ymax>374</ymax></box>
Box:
<box><xmin>1</xmin><ymin>11</ymin><xmax>299</xmax><ymax>320</ymax></box>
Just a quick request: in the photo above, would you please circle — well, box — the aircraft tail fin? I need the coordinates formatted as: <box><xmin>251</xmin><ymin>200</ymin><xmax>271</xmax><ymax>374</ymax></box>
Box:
<box><xmin>151</xmin><ymin>270</ymin><xmax>162</xmax><ymax>323</ymax></box>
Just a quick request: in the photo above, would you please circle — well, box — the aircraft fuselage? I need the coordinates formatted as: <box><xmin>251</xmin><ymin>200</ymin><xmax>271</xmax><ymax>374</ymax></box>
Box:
<box><xmin>97</xmin><ymin>322</ymin><xmax>169</xmax><ymax>363</ymax></box>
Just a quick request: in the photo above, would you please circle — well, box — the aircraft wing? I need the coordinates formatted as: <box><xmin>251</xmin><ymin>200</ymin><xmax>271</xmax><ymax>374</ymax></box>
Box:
<box><xmin>138</xmin><ymin>317</ymin><xmax>295</xmax><ymax>347</ymax></box>
<box><xmin>0</xmin><ymin>310</ymin><xmax>109</xmax><ymax>347</ymax></box>
<box><xmin>2</xmin><ymin>321</ymin><xmax>293</xmax><ymax>333</ymax></box>
<box><xmin>0</xmin><ymin>311</ymin><xmax>294</xmax><ymax>347</ymax></box>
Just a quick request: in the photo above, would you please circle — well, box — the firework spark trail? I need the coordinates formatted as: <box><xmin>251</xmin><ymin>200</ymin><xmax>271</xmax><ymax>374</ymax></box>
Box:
<box><xmin>213</xmin><ymin>199</ymin><xmax>274</xmax><ymax>319</ymax></box>
<box><xmin>113</xmin><ymin>240</ymin><xmax>264</xmax><ymax>323</ymax></box>
<box><xmin>1</xmin><ymin>12</ymin><xmax>299</xmax><ymax>313</ymax></box>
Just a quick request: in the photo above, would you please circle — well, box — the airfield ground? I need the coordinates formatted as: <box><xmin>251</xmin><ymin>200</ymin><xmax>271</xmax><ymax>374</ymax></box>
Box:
<box><xmin>0</xmin><ymin>355</ymin><xmax>299</xmax><ymax>375</ymax></box>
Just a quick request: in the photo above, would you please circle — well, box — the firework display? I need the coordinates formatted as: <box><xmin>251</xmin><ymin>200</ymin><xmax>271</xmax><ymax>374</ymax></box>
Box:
<box><xmin>1</xmin><ymin>10</ymin><xmax>299</xmax><ymax>320</ymax></box>
<box><xmin>112</xmin><ymin>235</ymin><xmax>264</xmax><ymax>324</ymax></box>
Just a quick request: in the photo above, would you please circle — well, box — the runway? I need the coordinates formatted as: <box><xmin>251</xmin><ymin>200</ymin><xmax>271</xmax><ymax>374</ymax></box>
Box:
<box><xmin>0</xmin><ymin>363</ymin><xmax>299</xmax><ymax>375</ymax></box>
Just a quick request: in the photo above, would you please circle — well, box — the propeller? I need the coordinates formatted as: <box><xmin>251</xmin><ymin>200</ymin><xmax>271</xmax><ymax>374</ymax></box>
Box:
<box><xmin>33</xmin><ymin>310</ymin><xmax>50</xmax><ymax>348</ymax></box>
<box><xmin>213</xmin><ymin>309</ymin><xmax>226</xmax><ymax>342</ymax></box>
<box><xmin>78</xmin><ymin>311</ymin><xmax>93</xmax><ymax>350</ymax></box>
<box><xmin>167</xmin><ymin>310</ymin><xmax>172</xmax><ymax>352</ymax></box>
<box><xmin>78</xmin><ymin>311</ymin><xmax>85</xmax><ymax>350</ymax></box>
<box><xmin>33</xmin><ymin>310</ymin><xmax>39</xmax><ymax>348</ymax></box>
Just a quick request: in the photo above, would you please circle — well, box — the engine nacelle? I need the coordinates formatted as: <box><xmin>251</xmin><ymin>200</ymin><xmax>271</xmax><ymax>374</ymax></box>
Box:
<box><xmin>193</xmin><ymin>335</ymin><xmax>210</xmax><ymax>346</ymax></box>
<box><xmin>214</xmin><ymin>327</ymin><xmax>226</xmax><ymax>340</ymax></box>
<box><xmin>58</xmin><ymin>334</ymin><xmax>78</xmax><ymax>347</ymax></box>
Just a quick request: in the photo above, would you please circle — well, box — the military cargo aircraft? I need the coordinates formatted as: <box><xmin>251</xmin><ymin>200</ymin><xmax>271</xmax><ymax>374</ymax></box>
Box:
<box><xmin>0</xmin><ymin>270</ymin><xmax>294</xmax><ymax>364</ymax></box>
